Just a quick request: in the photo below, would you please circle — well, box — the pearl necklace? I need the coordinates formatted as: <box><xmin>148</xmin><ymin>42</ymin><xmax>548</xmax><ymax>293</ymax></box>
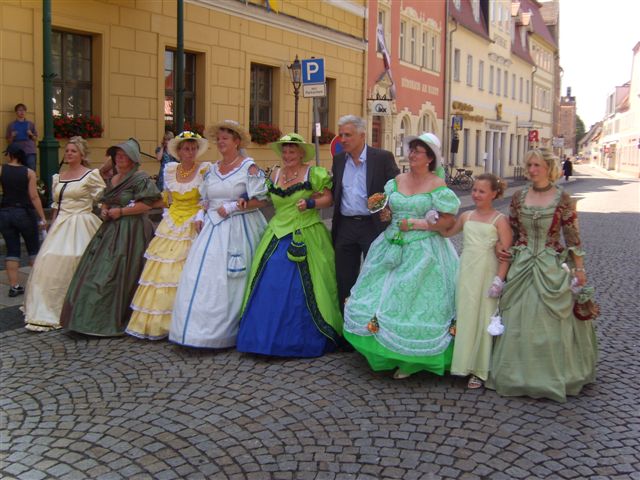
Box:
<box><xmin>177</xmin><ymin>162</ymin><xmax>197</xmax><ymax>179</ymax></box>
<box><xmin>220</xmin><ymin>155</ymin><xmax>241</xmax><ymax>170</ymax></box>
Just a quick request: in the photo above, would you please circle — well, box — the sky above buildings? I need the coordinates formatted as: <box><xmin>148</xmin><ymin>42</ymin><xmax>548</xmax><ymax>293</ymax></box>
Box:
<box><xmin>559</xmin><ymin>0</ymin><xmax>638</xmax><ymax>128</ymax></box>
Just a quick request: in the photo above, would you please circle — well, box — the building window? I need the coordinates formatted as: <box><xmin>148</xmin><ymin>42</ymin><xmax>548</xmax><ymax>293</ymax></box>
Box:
<box><xmin>504</xmin><ymin>70</ymin><xmax>509</xmax><ymax>98</ymax></box>
<box><xmin>496</xmin><ymin>68</ymin><xmax>501</xmax><ymax>96</ymax></box>
<box><xmin>526</xmin><ymin>79</ymin><xmax>530</xmax><ymax>103</ymax></box>
<box><xmin>418</xmin><ymin>113</ymin><xmax>432</xmax><ymax>133</ymax></box>
<box><xmin>430</xmin><ymin>34</ymin><xmax>437</xmax><ymax>71</ymax></box>
<box><xmin>466</xmin><ymin>55</ymin><xmax>473</xmax><ymax>86</ymax></box>
<box><xmin>399</xmin><ymin>21</ymin><xmax>406</xmax><ymax>60</ymax></box>
<box><xmin>52</xmin><ymin>30</ymin><xmax>92</xmax><ymax>116</ymax></box>
<box><xmin>410</xmin><ymin>26</ymin><xmax>416</xmax><ymax>64</ymax></box>
<box><xmin>478</xmin><ymin>60</ymin><xmax>484</xmax><ymax>90</ymax></box>
<box><xmin>489</xmin><ymin>66</ymin><xmax>494</xmax><ymax>94</ymax></box>
<box><xmin>453</xmin><ymin>49</ymin><xmax>461</xmax><ymax>82</ymax></box>
<box><xmin>164</xmin><ymin>49</ymin><xmax>197</xmax><ymax>127</ymax></box>
<box><xmin>475</xmin><ymin>129</ymin><xmax>482</xmax><ymax>166</ymax></box>
<box><xmin>315</xmin><ymin>78</ymin><xmax>334</xmax><ymax>134</ymax></box>
<box><xmin>463</xmin><ymin>128</ymin><xmax>470</xmax><ymax>166</ymax></box>
<box><xmin>512</xmin><ymin>73</ymin><xmax>516</xmax><ymax>99</ymax></box>
<box><xmin>519</xmin><ymin>77</ymin><xmax>523</xmax><ymax>102</ymax></box>
<box><xmin>250</xmin><ymin>63</ymin><xmax>273</xmax><ymax>128</ymax></box>
<box><xmin>509</xmin><ymin>134</ymin><xmax>514</xmax><ymax>165</ymax></box>
<box><xmin>422</xmin><ymin>32</ymin><xmax>428</xmax><ymax>67</ymax></box>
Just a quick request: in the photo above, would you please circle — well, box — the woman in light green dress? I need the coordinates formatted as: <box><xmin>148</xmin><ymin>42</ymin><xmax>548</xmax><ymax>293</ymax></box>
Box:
<box><xmin>237</xmin><ymin>133</ymin><xmax>343</xmax><ymax>357</ymax></box>
<box><xmin>344</xmin><ymin>133</ymin><xmax>460</xmax><ymax>379</ymax></box>
<box><xmin>487</xmin><ymin>149</ymin><xmax>597</xmax><ymax>402</ymax></box>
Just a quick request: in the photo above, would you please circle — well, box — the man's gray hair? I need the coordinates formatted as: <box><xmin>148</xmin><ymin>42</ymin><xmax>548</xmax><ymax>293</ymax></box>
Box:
<box><xmin>338</xmin><ymin>115</ymin><xmax>366</xmax><ymax>134</ymax></box>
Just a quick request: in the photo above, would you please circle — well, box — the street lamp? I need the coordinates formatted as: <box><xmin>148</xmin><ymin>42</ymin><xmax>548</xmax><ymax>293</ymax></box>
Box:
<box><xmin>288</xmin><ymin>55</ymin><xmax>302</xmax><ymax>133</ymax></box>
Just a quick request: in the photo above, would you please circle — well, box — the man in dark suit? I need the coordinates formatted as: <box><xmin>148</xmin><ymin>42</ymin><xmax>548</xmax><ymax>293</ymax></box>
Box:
<box><xmin>331</xmin><ymin>115</ymin><xmax>399</xmax><ymax>311</ymax></box>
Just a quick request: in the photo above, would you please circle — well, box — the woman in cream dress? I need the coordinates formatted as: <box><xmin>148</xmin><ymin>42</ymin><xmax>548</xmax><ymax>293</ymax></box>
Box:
<box><xmin>126</xmin><ymin>131</ymin><xmax>209</xmax><ymax>340</ymax></box>
<box><xmin>24</xmin><ymin>136</ymin><xmax>105</xmax><ymax>331</ymax></box>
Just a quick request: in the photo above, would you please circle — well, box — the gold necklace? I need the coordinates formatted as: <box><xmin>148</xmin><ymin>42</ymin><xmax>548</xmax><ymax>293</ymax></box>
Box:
<box><xmin>282</xmin><ymin>169</ymin><xmax>299</xmax><ymax>184</ymax></box>
<box><xmin>177</xmin><ymin>162</ymin><xmax>197</xmax><ymax>179</ymax></box>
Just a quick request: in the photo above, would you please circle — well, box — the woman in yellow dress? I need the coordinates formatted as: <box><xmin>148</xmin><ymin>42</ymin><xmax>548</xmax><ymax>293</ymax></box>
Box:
<box><xmin>126</xmin><ymin>131</ymin><xmax>209</xmax><ymax>340</ymax></box>
<box><xmin>24</xmin><ymin>136</ymin><xmax>105</xmax><ymax>331</ymax></box>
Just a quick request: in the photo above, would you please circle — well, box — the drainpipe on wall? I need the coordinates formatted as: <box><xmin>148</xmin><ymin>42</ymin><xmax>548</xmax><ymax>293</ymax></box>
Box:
<box><xmin>39</xmin><ymin>0</ymin><xmax>60</xmax><ymax>203</ymax></box>
<box><xmin>444</xmin><ymin>13</ymin><xmax>457</xmax><ymax>165</ymax></box>
<box><xmin>176</xmin><ymin>0</ymin><xmax>185</xmax><ymax>133</ymax></box>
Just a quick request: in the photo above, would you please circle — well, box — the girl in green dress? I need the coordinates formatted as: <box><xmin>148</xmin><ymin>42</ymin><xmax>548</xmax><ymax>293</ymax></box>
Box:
<box><xmin>441</xmin><ymin>174</ymin><xmax>512</xmax><ymax>389</ymax></box>
<box><xmin>486</xmin><ymin>149</ymin><xmax>597</xmax><ymax>402</ymax></box>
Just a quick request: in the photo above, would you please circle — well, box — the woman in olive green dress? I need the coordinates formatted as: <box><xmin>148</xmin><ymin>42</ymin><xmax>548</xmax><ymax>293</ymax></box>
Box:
<box><xmin>61</xmin><ymin>138</ymin><xmax>161</xmax><ymax>336</ymax></box>
<box><xmin>486</xmin><ymin>149</ymin><xmax>597</xmax><ymax>402</ymax></box>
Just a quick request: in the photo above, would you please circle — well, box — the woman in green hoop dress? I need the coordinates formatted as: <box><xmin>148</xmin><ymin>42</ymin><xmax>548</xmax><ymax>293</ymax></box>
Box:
<box><xmin>344</xmin><ymin>133</ymin><xmax>460</xmax><ymax>379</ymax></box>
<box><xmin>237</xmin><ymin>133</ymin><xmax>343</xmax><ymax>357</ymax></box>
<box><xmin>61</xmin><ymin>138</ymin><xmax>161</xmax><ymax>336</ymax></box>
<box><xmin>487</xmin><ymin>149</ymin><xmax>597</xmax><ymax>402</ymax></box>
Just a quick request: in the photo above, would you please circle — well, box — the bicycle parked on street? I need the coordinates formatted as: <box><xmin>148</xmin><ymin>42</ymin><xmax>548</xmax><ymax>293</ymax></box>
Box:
<box><xmin>443</xmin><ymin>163</ymin><xmax>474</xmax><ymax>190</ymax></box>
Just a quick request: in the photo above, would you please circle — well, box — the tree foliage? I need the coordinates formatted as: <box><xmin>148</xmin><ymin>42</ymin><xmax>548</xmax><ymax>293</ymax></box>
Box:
<box><xmin>575</xmin><ymin>115</ymin><xmax>586</xmax><ymax>150</ymax></box>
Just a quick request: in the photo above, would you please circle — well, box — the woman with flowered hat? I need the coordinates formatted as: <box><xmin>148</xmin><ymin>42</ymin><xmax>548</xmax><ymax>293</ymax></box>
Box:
<box><xmin>343</xmin><ymin>132</ymin><xmax>460</xmax><ymax>379</ymax></box>
<box><xmin>169</xmin><ymin>120</ymin><xmax>268</xmax><ymax>349</ymax></box>
<box><xmin>126</xmin><ymin>131</ymin><xmax>210</xmax><ymax>340</ymax></box>
<box><xmin>236</xmin><ymin>133</ymin><xmax>344</xmax><ymax>358</ymax></box>
<box><xmin>61</xmin><ymin>138</ymin><xmax>161</xmax><ymax>336</ymax></box>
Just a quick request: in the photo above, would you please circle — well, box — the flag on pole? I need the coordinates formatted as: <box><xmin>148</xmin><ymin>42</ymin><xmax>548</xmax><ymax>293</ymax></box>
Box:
<box><xmin>376</xmin><ymin>24</ymin><xmax>396</xmax><ymax>99</ymax></box>
<box><xmin>266</xmin><ymin>0</ymin><xmax>280</xmax><ymax>13</ymax></box>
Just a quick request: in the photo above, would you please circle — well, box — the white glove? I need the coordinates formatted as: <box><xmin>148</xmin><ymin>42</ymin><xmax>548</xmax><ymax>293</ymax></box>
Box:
<box><xmin>487</xmin><ymin>312</ymin><xmax>504</xmax><ymax>336</ymax></box>
<box><xmin>487</xmin><ymin>276</ymin><xmax>504</xmax><ymax>298</ymax></box>
<box><xmin>570</xmin><ymin>277</ymin><xmax>582</xmax><ymax>294</ymax></box>
<box><xmin>194</xmin><ymin>210</ymin><xmax>205</xmax><ymax>223</ymax></box>
<box><xmin>223</xmin><ymin>201</ymin><xmax>239</xmax><ymax>215</ymax></box>
<box><xmin>425</xmin><ymin>209</ymin><xmax>439</xmax><ymax>224</ymax></box>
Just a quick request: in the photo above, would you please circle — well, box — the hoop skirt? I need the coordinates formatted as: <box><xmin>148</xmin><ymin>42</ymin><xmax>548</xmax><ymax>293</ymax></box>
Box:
<box><xmin>343</xmin><ymin>180</ymin><xmax>460</xmax><ymax>375</ymax></box>
<box><xmin>24</xmin><ymin>170</ymin><xmax>105</xmax><ymax>331</ymax></box>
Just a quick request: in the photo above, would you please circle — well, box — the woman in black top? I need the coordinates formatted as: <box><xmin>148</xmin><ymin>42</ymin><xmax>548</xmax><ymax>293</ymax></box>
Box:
<box><xmin>0</xmin><ymin>144</ymin><xmax>46</xmax><ymax>297</ymax></box>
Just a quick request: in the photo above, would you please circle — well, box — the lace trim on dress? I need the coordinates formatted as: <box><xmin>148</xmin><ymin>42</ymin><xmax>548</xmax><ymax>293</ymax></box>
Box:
<box><xmin>144</xmin><ymin>252</ymin><xmax>188</xmax><ymax>263</ymax></box>
<box><xmin>138</xmin><ymin>279</ymin><xmax>179</xmax><ymax>288</ymax></box>
<box><xmin>267</xmin><ymin>178</ymin><xmax>312</xmax><ymax>197</ymax></box>
<box><xmin>130</xmin><ymin>305</ymin><xmax>173</xmax><ymax>315</ymax></box>
<box><xmin>164</xmin><ymin>162</ymin><xmax>210</xmax><ymax>194</ymax></box>
<box><xmin>153</xmin><ymin>231</ymin><xmax>197</xmax><ymax>242</ymax></box>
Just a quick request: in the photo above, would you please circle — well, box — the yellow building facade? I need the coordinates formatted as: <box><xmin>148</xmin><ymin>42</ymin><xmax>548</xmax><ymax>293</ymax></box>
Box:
<box><xmin>1</xmin><ymin>0</ymin><xmax>367</xmax><ymax>172</ymax></box>
<box><xmin>447</xmin><ymin>0</ymin><xmax>555</xmax><ymax>178</ymax></box>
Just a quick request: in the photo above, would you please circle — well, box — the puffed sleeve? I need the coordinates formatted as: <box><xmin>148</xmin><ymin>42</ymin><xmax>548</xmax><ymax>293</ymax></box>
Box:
<box><xmin>431</xmin><ymin>187</ymin><xmax>461</xmax><ymax>215</ymax></box>
<box><xmin>132</xmin><ymin>172</ymin><xmax>161</xmax><ymax>205</ymax></box>
<box><xmin>309</xmin><ymin>166</ymin><xmax>333</xmax><ymax>193</ymax></box>
<box><xmin>559</xmin><ymin>190</ymin><xmax>585</xmax><ymax>256</ymax></box>
<box><xmin>383</xmin><ymin>178</ymin><xmax>396</xmax><ymax>197</ymax></box>
<box><xmin>87</xmin><ymin>169</ymin><xmax>106</xmax><ymax>203</ymax></box>
<box><xmin>50</xmin><ymin>174</ymin><xmax>60</xmax><ymax>209</ymax></box>
<box><xmin>199</xmin><ymin>164</ymin><xmax>213</xmax><ymax>203</ymax></box>
<box><xmin>245</xmin><ymin>160</ymin><xmax>268</xmax><ymax>200</ymax></box>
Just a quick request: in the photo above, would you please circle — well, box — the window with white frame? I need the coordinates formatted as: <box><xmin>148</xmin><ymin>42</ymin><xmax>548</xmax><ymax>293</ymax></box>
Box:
<box><xmin>497</xmin><ymin>68</ymin><xmax>501</xmax><ymax>96</ymax></box>
<box><xmin>478</xmin><ymin>60</ymin><xmax>484</xmax><ymax>90</ymax></box>
<box><xmin>399</xmin><ymin>21</ymin><xmax>406</xmax><ymax>61</ymax></box>
<box><xmin>512</xmin><ymin>73</ymin><xmax>516</xmax><ymax>99</ymax></box>
<box><xmin>453</xmin><ymin>49</ymin><xmax>461</xmax><ymax>81</ymax></box>
<box><xmin>410</xmin><ymin>26</ymin><xmax>416</xmax><ymax>64</ymax></box>
<box><xmin>489</xmin><ymin>66</ymin><xmax>494</xmax><ymax>94</ymax></box>
<box><xmin>504</xmin><ymin>70</ymin><xmax>508</xmax><ymax>98</ymax></box>
<box><xmin>526</xmin><ymin>79</ymin><xmax>530</xmax><ymax>103</ymax></box>
<box><xmin>466</xmin><ymin>55</ymin><xmax>473</xmax><ymax>86</ymax></box>
<box><xmin>519</xmin><ymin>77</ymin><xmax>523</xmax><ymax>102</ymax></box>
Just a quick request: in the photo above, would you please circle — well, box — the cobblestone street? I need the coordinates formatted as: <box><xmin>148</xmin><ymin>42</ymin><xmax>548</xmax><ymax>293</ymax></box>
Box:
<box><xmin>1</xmin><ymin>165</ymin><xmax>639</xmax><ymax>479</ymax></box>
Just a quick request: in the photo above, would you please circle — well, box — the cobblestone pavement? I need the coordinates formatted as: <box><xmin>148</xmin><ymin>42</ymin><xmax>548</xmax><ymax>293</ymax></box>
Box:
<box><xmin>1</xmin><ymin>165</ymin><xmax>639</xmax><ymax>479</ymax></box>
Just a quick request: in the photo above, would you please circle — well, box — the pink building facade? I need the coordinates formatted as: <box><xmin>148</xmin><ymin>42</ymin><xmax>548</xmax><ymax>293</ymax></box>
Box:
<box><xmin>366</xmin><ymin>0</ymin><xmax>446</xmax><ymax>165</ymax></box>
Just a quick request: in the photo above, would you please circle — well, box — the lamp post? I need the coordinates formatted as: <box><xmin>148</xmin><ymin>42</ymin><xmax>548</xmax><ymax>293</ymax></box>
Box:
<box><xmin>288</xmin><ymin>55</ymin><xmax>302</xmax><ymax>133</ymax></box>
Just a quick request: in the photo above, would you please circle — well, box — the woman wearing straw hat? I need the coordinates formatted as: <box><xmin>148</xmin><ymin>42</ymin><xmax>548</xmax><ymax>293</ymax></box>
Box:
<box><xmin>24</xmin><ymin>136</ymin><xmax>106</xmax><ymax>332</ymax></box>
<box><xmin>343</xmin><ymin>132</ymin><xmax>460</xmax><ymax>379</ymax></box>
<box><xmin>169</xmin><ymin>120</ymin><xmax>268</xmax><ymax>349</ymax></box>
<box><xmin>61</xmin><ymin>138</ymin><xmax>161</xmax><ymax>336</ymax></box>
<box><xmin>126</xmin><ymin>131</ymin><xmax>210</xmax><ymax>340</ymax></box>
<box><xmin>237</xmin><ymin>133</ymin><xmax>344</xmax><ymax>358</ymax></box>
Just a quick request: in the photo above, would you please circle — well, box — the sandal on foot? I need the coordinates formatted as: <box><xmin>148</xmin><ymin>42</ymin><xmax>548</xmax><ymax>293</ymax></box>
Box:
<box><xmin>468</xmin><ymin>376</ymin><xmax>483</xmax><ymax>389</ymax></box>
